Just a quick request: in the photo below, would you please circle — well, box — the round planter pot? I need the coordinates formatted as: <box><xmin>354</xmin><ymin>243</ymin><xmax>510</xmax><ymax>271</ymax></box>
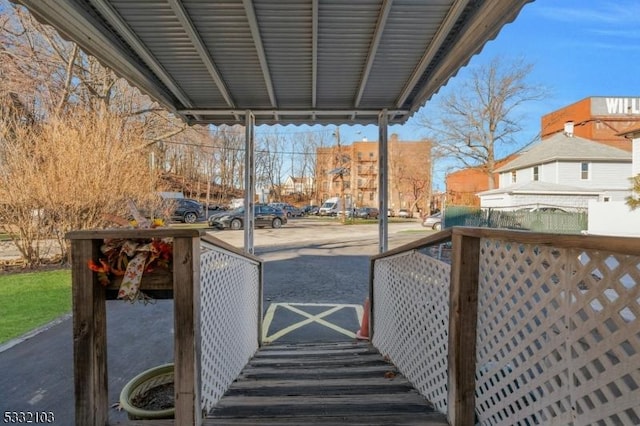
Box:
<box><xmin>119</xmin><ymin>363</ymin><xmax>175</xmax><ymax>420</ymax></box>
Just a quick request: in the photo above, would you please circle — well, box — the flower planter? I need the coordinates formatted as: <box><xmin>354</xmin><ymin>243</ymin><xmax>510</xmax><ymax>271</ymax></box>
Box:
<box><xmin>119</xmin><ymin>363</ymin><xmax>174</xmax><ymax>420</ymax></box>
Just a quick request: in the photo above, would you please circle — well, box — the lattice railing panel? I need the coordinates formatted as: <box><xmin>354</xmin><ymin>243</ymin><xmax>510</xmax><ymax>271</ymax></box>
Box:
<box><xmin>199</xmin><ymin>244</ymin><xmax>260</xmax><ymax>411</ymax></box>
<box><xmin>476</xmin><ymin>238</ymin><xmax>640</xmax><ymax>426</ymax></box>
<box><xmin>568</xmin><ymin>250</ymin><xmax>640</xmax><ymax>426</ymax></box>
<box><xmin>372</xmin><ymin>250</ymin><xmax>451</xmax><ymax>413</ymax></box>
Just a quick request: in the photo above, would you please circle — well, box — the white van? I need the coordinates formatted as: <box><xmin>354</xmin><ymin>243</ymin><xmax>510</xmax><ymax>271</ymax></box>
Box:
<box><xmin>319</xmin><ymin>197</ymin><xmax>346</xmax><ymax>216</ymax></box>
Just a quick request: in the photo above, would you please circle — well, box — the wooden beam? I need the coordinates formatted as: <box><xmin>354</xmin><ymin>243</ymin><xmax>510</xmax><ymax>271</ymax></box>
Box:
<box><xmin>447</xmin><ymin>230</ymin><xmax>480</xmax><ymax>425</ymax></box>
<box><xmin>71</xmin><ymin>239</ymin><xmax>108</xmax><ymax>425</ymax></box>
<box><xmin>172</xmin><ymin>236</ymin><xmax>201</xmax><ymax>425</ymax></box>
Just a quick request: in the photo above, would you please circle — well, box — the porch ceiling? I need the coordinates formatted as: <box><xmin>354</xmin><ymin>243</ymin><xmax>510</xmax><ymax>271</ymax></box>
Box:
<box><xmin>15</xmin><ymin>0</ymin><xmax>532</xmax><ymax>126</ymax></box>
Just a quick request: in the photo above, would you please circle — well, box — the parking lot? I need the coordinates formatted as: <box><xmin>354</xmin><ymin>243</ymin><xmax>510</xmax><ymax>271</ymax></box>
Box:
<box><xmin>208</xmin><ymin>216</ymin><xmax>426</xmax><ymax>251</ymax></box>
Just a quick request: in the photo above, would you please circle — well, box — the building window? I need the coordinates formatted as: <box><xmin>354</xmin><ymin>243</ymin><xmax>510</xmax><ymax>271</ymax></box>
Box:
<box><xmin>581</xmin><ymin>162</ymin><xmax>589</xmax><ymax>180</ymax></box>
<box><xmin>357</xmin><ymin>152</ymin><xmax>362</xmax><ymax>160</ymax></box>
<box><xmin>603</xmin><ymin>196</ymin><xmax>611</xmax><ymax>202</ymax></box>
<box><xmin>369</xmin><ymin>192</ymin><xmax>374</xmax><ymax>201</ymax></box>
<box><xmin>533</xmin><ymin>166</ymin><xmax>539</xmax><ymax>181</ymax></box>
<box><xmin>322</xmin><ymin>181</ymin><xmax>328</xmax><ymax>191</ymax></box>
<box><xmin>369</xmin><ymin>152</ymin><xmax>374</xmax><ymax>158</ymax></box>
<box><xmin>511</xmin><ymin>170</ymin><xmax>517</xmax><ymax>184</ymax></box>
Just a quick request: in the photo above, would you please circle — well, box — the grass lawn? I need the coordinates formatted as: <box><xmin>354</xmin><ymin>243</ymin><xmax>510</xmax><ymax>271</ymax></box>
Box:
<box><xmin>0</xmin><ymin>269</ymin><xmax>71</xmax><ymax>344</ymax></box>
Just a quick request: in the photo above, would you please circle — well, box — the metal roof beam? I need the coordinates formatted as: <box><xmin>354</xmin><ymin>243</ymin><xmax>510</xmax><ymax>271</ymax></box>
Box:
<box><xmin>354</xmin><ymin>0</ymin><xmax>393</xmax><ymax>108</ymax></box>
<box><xmin>167</xmin><ymin>0</ymin><xmax>235</xmax><ymax>110</ymax></box>
<box><xmin>312</xmin><ymin>0</ymin><xmax>319</xmax><ymax>108</ymax></box>
<box><xmin>395</xmin><ymin>0</ymin><xmax>470</xmax><ymax>109</ymax></box>
<box><xmin>242</xmin><ymin>0</ymin><xmax>278</xmax><ymax>108</ymax></box>
<box><xmin>88</xmin><ymin>0</ymin><xmax>197</xmax><ymax>115</ymax></box>
<box><xmin>178</xmin><ymin>109</ymin><xmax>408</xmax><ymax>117</ymax></box>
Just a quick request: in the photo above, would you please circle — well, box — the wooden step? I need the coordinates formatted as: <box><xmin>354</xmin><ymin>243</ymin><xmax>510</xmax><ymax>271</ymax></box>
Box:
<box><xmin>205</xmin><ymin>341</ymin><xmax>448</xmax><ymax>425</ymax></box>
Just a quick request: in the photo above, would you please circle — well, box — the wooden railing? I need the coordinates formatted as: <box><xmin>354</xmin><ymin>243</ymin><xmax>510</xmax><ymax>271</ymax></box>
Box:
<box><xmin>67</xmin><ymin>229</ymin><xmax>262</xmax><ymax>426</ymax></box>
<box><xmin>370</xmin><ymin>227</ymin><xmax>640</xmax><ymax>426</ymax></box>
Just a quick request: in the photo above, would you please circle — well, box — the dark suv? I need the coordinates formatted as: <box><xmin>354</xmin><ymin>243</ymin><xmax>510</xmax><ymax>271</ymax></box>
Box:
<box><xmin>166</xmin><ymin>198</ymin><xmax>205</xmax><ymax>223</ymax></box>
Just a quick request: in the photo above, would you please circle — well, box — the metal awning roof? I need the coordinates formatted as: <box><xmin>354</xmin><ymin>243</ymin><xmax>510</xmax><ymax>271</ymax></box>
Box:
<box><xmin>15</xmin><ymin>0</ymin><xmax>532</xmax><ymax>126</ymax></box>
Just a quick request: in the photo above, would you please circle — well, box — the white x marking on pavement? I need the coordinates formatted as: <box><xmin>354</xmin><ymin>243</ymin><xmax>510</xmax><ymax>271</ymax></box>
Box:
<box><xmin>262</xmin><ymin>302</ymin><xmax>363</xmax><ymax>343</ymax></box>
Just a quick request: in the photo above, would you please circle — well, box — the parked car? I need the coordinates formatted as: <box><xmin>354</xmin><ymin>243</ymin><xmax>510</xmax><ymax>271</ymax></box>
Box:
<box><xmin>397</xmin><ymin>209</ymin><xmax>412</xmax><ymax>218</ymax></box>
<box><xmin>355</xmin><ymin>207</ymin><xmax>379</xmax><ymax>219</ymax></box>
<box><xmin>301</xmin><ymin>205</ymin><xmax>319</xmax><ymax>215</ymax></box>
<box><xmin>281</xmin><ymin>204</ymin><xmax>303</xmax><ymax>218</ymax></box>
<box><xmin>165</xmin><ymin>198</ymin><xmax>205</xmax><ymax>223</ymax></box>
<box><xmin>209</xmin><ymin>204</ymin><xmax>287</xmax><ymax>230</ymax></box>
<box><xmin>267</xmin><ymin>203</ymin><xmax>302</xmax><ymax>218</ymax></box>
<box><xmin>422</xmin><ymin>212</ymin><xmax>442</xmax><ymax>230</ymax></box>
<box><xmin>336</xmin><ymin>207</ymin><xmax>357</xmax><ymax>218</ymax></box>
<box><xmin>516</xmin><ymin>206</ymin><xmax>569</xmax><ymax>213</ymax></box>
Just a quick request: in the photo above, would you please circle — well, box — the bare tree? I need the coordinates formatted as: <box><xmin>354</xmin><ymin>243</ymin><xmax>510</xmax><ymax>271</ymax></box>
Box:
<box><xmin>256</xmin><ymin>132</ymin><xmax>285</xmax><ymax>201</ymax></box>
<box><xmin>0</xmin><ymin>106</ymin><xmax>162</xmax><ymax>266</ymax></box>
<box><xmin>420</xmin><ymin>56</ymin><xmax>547</xmax><ymax>189</ymax></box>
<box><xmin>392</xmin><ymin>140</ymin><xmax>433</xmax><ymax>215</ymax></box>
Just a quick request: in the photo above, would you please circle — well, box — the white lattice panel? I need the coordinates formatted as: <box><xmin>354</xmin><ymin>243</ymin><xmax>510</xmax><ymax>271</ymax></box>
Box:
<box><xmin>477</xmin><ymin>238</ymin><xmax>640</xmax><ymax>426</ymax></box>
<box><xmin>372</xmin><ymin>250</ymin><xmax>451</xmax><ymax>413</ymax></box>
<box><xmin>199</xmin><ymin>246</ymin><xmax>260</xmax><ymax>411</ymax></box>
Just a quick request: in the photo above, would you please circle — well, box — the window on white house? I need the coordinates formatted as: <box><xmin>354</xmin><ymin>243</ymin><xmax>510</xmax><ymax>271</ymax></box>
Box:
<box><xmin>603</xmin><ymin>196</ymin><xmax>611</xmax><ymax>202</ymax></box>
<box><xmin>511</xmin><ymin>170</ymin><xmax>517</xmax><ymax>184</ymax></box>
<box><xmin>581</xmin><ymin>162</ymin><xmax>589</xmax><ymax>180</ymax></box>
<box><xmin>533</xmin><ymin>166</ymin><xmax>539</xmax><ymax>181</ymax></box>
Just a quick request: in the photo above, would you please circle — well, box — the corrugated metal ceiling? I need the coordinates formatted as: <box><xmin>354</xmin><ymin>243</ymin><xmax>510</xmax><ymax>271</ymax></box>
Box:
<box><xmin>15</xmin><ymin>0</ymin><xmax>532</xmax><ymax>126</ymax></box>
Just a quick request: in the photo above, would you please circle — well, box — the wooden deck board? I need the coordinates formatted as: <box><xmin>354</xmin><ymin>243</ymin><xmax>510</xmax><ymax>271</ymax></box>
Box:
<box><xmin>206</xmin><ymin>341</ymin><xmax>448</xmax><ymax>425</ymax></box>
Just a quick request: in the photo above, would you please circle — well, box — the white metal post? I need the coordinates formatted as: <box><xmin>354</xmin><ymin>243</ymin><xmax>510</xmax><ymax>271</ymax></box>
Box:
<box><xmin>378</xmin><ymin>110</ymin><xmax>388</xmax><ymax>253</ymax></box>
<box><xmin>244</xmin><ymin>111</ymin><xmax>255</xmax><ymax>254</ymax></box>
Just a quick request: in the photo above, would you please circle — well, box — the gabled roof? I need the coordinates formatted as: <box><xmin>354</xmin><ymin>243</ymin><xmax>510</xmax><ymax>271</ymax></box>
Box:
<box><xmin>496</xmin><ymin>133</ymin><xmax>631</xmax><ymax>173</ymax></box>
<box><xmin>15</xmin><ymin>0</ymin><xmax>532</xmax><ymax>126</ymax></box>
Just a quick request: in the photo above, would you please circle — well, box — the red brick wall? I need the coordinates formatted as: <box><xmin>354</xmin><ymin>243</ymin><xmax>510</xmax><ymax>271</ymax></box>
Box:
<box><xmin>541</xmin><ymin>97</ymin><xmax>635</xmax><ymax>151</ymax></box>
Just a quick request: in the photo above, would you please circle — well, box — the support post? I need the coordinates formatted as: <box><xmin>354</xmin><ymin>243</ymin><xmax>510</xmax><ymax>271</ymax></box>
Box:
<box><xmin>447</xmin><ymin>229</ymin><xmax>481</xmax><ymax>425</ymax></box>
<box><xmin>71</xmin><ymin>239</ymin><xmax>108</xmax><ymax>426</ymax></box>
<box><xmin>173</xmin><ymin>236</ymin><xmax>201</xmax><ymax>425</ymax></box>
<box><xmin>244</xmin><ymin>110</ymin><xmax>255</xmax><ymax>254</ymax></box>
<box><xmin>378</xmin><ymin>109</ymin><xmax>389</xmax><ymax>253</ymax></box>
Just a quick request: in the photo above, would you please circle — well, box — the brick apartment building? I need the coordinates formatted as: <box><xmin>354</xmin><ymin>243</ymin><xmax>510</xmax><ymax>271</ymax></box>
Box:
<box><xmin>315</xmin><ymin>134</ymin><xmax>433</xmax><ymax>215</ymax></box>
<box><xmin>447</xmin><ymin>96</ymin><xmax>640</xmax><ymax>206</ymax></box>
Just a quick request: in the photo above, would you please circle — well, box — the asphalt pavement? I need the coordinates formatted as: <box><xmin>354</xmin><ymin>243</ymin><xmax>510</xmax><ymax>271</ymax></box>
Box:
<box><xmin>0</xmin><ymin>218</ymin><xmax>429</xmax><ymax>425</ymax></box>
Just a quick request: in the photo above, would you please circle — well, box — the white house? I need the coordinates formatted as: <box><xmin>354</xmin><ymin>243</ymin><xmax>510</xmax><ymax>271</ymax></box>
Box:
<box><xmin>282</xmin><ymin>176</ymin><xmax>314</xmax><ymax>196</ymax></box>
<box><xmin>587</xmin><ymin>126</ymin><xmax>640</xmax><ymax>237</ymax></box>
<box><xmin>478</xmin><ymin>124</ymin><xmax>632</xmax><ymax>211</ymax></box>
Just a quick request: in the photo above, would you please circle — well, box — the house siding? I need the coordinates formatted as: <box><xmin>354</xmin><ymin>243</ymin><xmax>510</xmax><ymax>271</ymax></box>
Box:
<box><xmin>555</xmin><ymin>161</ymin><xmax>631</xmax><ymax>188</ymax></box>
<box><xmin>634</xmin><ymin>138</ymin><xmax>640</xmax><ymax>176</ymax></box>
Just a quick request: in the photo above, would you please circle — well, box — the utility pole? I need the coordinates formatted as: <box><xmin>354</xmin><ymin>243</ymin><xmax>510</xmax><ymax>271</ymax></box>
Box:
<box><xmin>334</xmin><ymin>127</ymin><xmax>347</xmax><ymax>224</ymax></box>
